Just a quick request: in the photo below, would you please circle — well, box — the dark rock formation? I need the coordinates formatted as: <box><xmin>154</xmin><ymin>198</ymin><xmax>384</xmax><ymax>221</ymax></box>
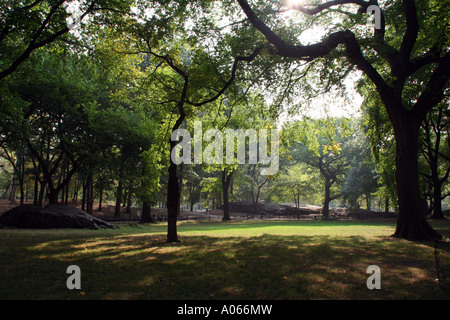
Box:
<box><xmin>0</xmin><ymin>204</ymin><xmax>115</xmax><ymax>230</ymax></box>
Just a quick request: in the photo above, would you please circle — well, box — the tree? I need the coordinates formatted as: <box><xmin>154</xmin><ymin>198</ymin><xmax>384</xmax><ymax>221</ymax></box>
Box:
<box><xmin>111</xmin><ymin>6</ymin><xmax>264</xmax><ymax>242</ymax></box>
<box><xmin>236</xmin><ymin>0</ymin><xmax>449</xmax><ymax>239</ymax></box>
<box><xmin>0</xmin><ymin>0</ymin><xmax>133</xmax><ymax>81</ymax></box>
<box><xmin>342</xmin><ymin>123</ymin><xmax>379</xmax><ymax>210</ymax></box>
<box><xmin>268</xmin><ymin>162</ymin><xmax>320</xmax><ymax>208</ymax></box>
<box><xmin>286</xmin><ymin>118</ymin><xmax>350</xmax><ymax>218</ymax></box>
<box><xmin>2</xmin><ymin>50</ymin><xmax>103</xmax><ymax>204</ymax></box>
<box><xmin>195</xmin><ymin>90</ymin><xmax>276</xmax><ymax>220</ymax></box>
<box><xmin>359</xmin><ymin>80</ymin><xmax>398</xmax><ymax>213</ymax></box>
<box><xmin>420</xmin><ymin>103</ymin><xmax>450</xmax><ymax>219</ymax></box>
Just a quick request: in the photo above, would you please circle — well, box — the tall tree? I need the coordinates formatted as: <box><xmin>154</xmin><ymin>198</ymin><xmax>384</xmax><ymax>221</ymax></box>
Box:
<box><xmin>286</xmin><ymin>118</ymin><xmax>351</xmax><ymax>218</ymax></box>
<box><xmin>2</xmin><ymin>50</ymin><xmax>104</xmax><ymax>204</ymax></box>
<box><xmin>420</xmin><ymin>103</ymin><xmax>450</xmax><ymax>219</ymax></box>
<box><xmin>109</xmin><ymin>4</ymin><xmax>264</xmax><ymax>242</ymax></box>
<box><xmin>342</xmin><ymin>123</ymin><xmax>379</xmax><ymax>210</ymax></box>
<box><xmin>236</xmin><ymin>0</ymin><xmax>449</xmax><ymax>239</ymax></box>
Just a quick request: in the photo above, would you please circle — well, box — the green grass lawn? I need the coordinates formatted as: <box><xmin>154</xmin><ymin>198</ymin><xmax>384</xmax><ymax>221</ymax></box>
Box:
<box><xmin>1</xmin><ymin>219</ymin><xmax>450</xmax><ymax>300</ymax></box>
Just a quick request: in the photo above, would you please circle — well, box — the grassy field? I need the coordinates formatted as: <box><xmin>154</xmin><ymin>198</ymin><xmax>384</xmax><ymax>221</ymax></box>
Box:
<box><xmin>1</xmin><ymin>219</ymin><xmax>450</xmax><ymax>300</ymax></box>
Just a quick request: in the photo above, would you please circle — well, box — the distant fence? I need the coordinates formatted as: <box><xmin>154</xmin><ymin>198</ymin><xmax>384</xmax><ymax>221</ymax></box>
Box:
<box><xmin>99</xmin><ymin>212</ymin><xmax>374</xmax><ymax>224</ymax></box>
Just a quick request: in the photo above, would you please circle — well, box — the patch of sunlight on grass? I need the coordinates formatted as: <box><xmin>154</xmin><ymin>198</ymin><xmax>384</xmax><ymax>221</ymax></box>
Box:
<box><xmin>174</xmin><ymin>220</ymin><xmax>396</xmax><ymax>239</ymax></box>
<box><xmin>2</xmin><ymin>219</ymin><xmax>449</xmax><ymax>300</ymax></box>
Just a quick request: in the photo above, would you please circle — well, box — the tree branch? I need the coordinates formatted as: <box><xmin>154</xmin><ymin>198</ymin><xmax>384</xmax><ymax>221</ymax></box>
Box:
<box><xmin>0</xmin><ymin>0</ymin><xmax>99</xmax><ymax>80</ymax></box>
<box><xmin>400</xmin><ymin>0</ymin><xmax>419</xmax><ymax>61</ymax></box>
<box><xmin>236</xmin><ymin>0</ymin><xmax>396</xmax><ymax>110</ymax></box>
<box><xmin>188</xmin><ymin>47</ymin><xmax>263</xmax><ymax>107</ymax></box>
<box><xmin>415</xmin><ymin>51</ymin><xmax>450</xmax><ymax>119</ymax></box>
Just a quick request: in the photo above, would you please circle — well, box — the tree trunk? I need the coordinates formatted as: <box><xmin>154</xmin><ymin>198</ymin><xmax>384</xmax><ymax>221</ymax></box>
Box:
<box><xmin>98</xmin><ymin>188</ymin><xmax>103</xmax><ymax>212</ymax></box>
<box><xmin>9</xmin><ymin>168</ymin><xmax>18</xmax><ymax>205</ymax></box>
<box><xmin>81</xmin><ymin>180</ymin><xmax>87</xmax><ymax>211</ymax></box>
<box><xmin>34</xmin><ymin>174</ymin><xmax>39</xmax><ymax>205</ymax></box>
<box><xmin>384</xmin><ymin>197</ymin><xmax>390</xmax><ymax>214</ymax></box>
<box><xmin>430</xmin><ymin>168</ymin><xmax>445</xmax><ymax>219</ymax></box>
<box><xmin>18</xmin><ymin>156</ymin><xmax>25</xmax><ymax>205</ymax></box>
<box><xmin>126</xmin><ymin>187</ymin><xmax>132</xmax><ymax>214</ymax></box>
<box><xmin>222</xmin><ymin>170</ymin><xmax>233</xmax><ymax>221</ymax></box>
<box><xmin>167</xmin><ymin>159</ymin><xmax>180</xmax><ymax>242</ymax></box>
<box><xmin>87</xmin><ymin>174</ymin><xmax>93</xmax><ymax>214</ymax></box>
<box><xmin>322</xmin><ymin>177</ymin><xmax>331</xmax><ymax>219</ymax></box>
<box><xmin>64</xmin><ymin>165</ymin><xmax>70</xmax><ymax>205</ymax></box>
<box><xmin>190</xmin><ymin>196</ymin><xmax>195</xmax><ymax>212</ymax></box>
<box><xmin>38</xmin><ymin>180</ymin><xmax>46</xmax><ymax>206</ymax></box>
<box><xmin>392</xmin><ymin>120</ymin><xmax>442</xmax><ymax>240</ymax></box>
<box><xmin>47</xmin><ymin>189</ymin><xmax>59</xmax><ymax>204</ymax></box>
<box><xmin>115</xmin><ymin>180</ymin><xmax>123</xmax><ymax>218</ymax></box>
<box><xmin>140</xmin><ymin>201</ymin><xmax>154</xmax><ymax>223</ymax></box>
<box><xmin>366</xmin><ymin>193</ymin><xmax>371</xmax><ymax>211</ymax></box>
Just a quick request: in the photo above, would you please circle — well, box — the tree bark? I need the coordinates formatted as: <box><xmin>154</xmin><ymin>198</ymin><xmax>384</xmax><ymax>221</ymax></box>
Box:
<box><xmin>9</xmin><ymin>164</ymin><xmax>18</xmax><ymax>205</ymax></box>
<box><xmin>322</xmin><ymin>177</ymin><xmax>331</xmax><ymax>219</ymax></box>
<box><xmin>167</xmin><ymin>158</ymin><xmax>180</xmax><ymax>242</ymax></box>
<box><xmin>38</xmin><ymin>180</ymin><xmax>46</xmax><ymax>206</ymax></box>
<box><xmin>64</xmin><ymin>165</ymin><xmax>70</xmax><ymax>205</ymax></box>
<box><xmin>222</xmin><ymin>170</ymin><xmax>233</xmax><ymax>221</ymax></box>
<box><xmin>98</xmin><ymin>188</ymin><xmax>103</xmax><ymax>212</ymax></box>
<box><xmin>392</xmin><ymin>118</ymin><xmax>442</xmax><ymax>240</ymax></box>
<box><xmin>236</xmin><ymin>0</ymin><xmax>448</xmax><ymax>241</ymax></box>
<box><xmin>140</xmin><ymin>200</ymin><xmax>154</xmax><ymax>223</ymax></box>
<box><xmin>81</xmin><ymin>180</ymin><xmax>87</xmax><ymax>211</ymax></box>
<box><xmin>87</xmin><ymin>174</ymin><xmax>94</xmax><ymax>214</ymax></box>
<box><xmin>114</xmin><ymin>180</ymin><xmax>123</xmax><ymax>218</ymax></box>
<box><xmin>126</xmin><ymin>187</ymin><xmax>132</xmax><ymax>214</ymax></box>
<box><xmin>47</xmin><ymin>189</ymin><xmax>59</xmax><ymax>204</ymax></box>
<box><xmin>366</xmin><ymin>193</ymin><xmax>371</xmax><ymax>211</ymax></box>
<box><xmin>430</xmin><ymin>170</ymin><xmax>445</xmax><ymax>219</ymax></box>
<box><xmin>34</xmin><ymin>174</ymin><xmax>39</xmax><ymax>205</ymax></box>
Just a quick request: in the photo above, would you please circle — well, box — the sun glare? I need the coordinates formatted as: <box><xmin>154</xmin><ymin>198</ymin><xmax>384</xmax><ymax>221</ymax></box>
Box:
<box><xmin>286</xmin><ymin>0</ymin><xmax>304</xmax><ymax>9</ymax></box>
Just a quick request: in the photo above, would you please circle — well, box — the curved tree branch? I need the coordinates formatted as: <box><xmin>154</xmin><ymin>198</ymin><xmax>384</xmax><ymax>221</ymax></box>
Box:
<box><xmin>400</xmin><ymin>0</ymin><xmax>419</xmax><ymax>61</ymax></box>
<box><xmin>236</xmin><ymin>0</ymin><xmax>397</xmax><ymax>111</ymax></box>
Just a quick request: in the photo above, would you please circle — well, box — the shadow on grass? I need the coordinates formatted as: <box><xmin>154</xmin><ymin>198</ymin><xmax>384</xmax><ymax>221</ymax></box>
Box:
<box><xmin>1</xmin><ymin>225</ymin><xmax>449</xmax><ymax>300</ymax></box>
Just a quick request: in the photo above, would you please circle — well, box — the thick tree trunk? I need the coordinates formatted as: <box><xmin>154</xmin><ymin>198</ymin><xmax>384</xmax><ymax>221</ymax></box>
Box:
<box><xmin>392</xmin><ymin>120</ymin><xmax>442</xmax><ymax>240</ymax></box>
<box><xmin>47</xmin><ymin>189</ymin><xmax>59</xmax><ymax>204</ymax></box>
<box><xmin>167</xmin><ymin>159</ymin><xmax>180</xmax><ymax>242</ymax></box>
<box><xmin>166</xmin><ymin>100</ymin><xmax>186</xmax><ymax>242</ymax></box>
<box><xmin>140</xmin><ymin>201</ymin><xmax>154</xmax><ymax>223</ymax></box>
